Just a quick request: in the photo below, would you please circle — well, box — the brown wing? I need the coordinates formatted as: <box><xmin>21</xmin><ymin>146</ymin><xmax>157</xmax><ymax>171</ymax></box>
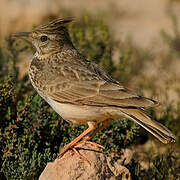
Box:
<box><xmin>44</xmin><ymin>62</ymin><xmax>158</xmax><ymax>108</ymax></box>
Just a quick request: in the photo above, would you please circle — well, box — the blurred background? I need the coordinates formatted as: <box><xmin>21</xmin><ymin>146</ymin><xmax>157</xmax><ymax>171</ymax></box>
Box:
<box><xmin>1</xmin><ymin>0</ymin><xmax>180</xmax><ymax>47</ymax></box>
<box><xmin>0</xmin><ymin>0</ymin><xmax>180</xmax><ymax>179</ymax></box>
<box><xmin>1</xmin><ymin>0</ymin><xmax>180</xmax><ymax>101</ymax></box>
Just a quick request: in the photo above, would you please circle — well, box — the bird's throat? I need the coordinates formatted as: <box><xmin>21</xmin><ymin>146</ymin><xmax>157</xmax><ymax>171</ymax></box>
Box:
<box><xmin>35</xmin><ymin>50</ymin><xmax>59</xmax><ymax>60</ymax></box>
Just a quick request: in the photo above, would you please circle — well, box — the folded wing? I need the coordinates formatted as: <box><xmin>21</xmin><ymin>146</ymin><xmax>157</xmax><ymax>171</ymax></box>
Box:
<box><xmin>45</xmin><ymin>78</ymin><xmax>158</xmax><ymax>108</ymax></box>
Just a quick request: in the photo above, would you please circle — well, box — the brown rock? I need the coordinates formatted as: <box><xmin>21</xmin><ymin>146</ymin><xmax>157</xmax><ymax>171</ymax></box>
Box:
<box><xmin>39</xmin><ymin>142</ymin><xmax>131</xmax><ymax>180</ymax></box>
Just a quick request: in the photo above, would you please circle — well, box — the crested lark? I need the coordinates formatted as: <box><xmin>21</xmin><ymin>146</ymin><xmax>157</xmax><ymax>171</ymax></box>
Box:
<box><xmin>11</xmin><ymin>18</ymin><xmax>175</xmax><ymax>157</ymax></box>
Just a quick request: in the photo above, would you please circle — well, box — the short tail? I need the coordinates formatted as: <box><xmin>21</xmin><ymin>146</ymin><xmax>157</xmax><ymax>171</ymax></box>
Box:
<box><xmin>120</xmin><ymin>108</ymin><xmax>176</xmax><ymax>144</ymax></box>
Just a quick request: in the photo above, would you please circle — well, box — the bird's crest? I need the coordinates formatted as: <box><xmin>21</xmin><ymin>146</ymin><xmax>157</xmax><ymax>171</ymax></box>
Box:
<box><xmin>34</xmin><ymin>18</ymin><xmax>74</xmax><ymax>33</ymax></box>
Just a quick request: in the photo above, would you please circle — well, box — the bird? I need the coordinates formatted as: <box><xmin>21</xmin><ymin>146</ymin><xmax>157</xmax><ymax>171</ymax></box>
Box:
<box><xmin>11</xmin><ymin>18</ymin><xmax>176</xmax><ymax>157</ymax></box>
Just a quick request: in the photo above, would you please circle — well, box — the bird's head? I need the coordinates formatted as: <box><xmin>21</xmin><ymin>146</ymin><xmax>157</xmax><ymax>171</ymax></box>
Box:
<box><xmin>11</xmin><ymin>18</ymin><xmax>73</xmax><ymax>57</ymax></box>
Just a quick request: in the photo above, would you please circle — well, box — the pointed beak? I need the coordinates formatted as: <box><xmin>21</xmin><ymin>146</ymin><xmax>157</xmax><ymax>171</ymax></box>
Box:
<box><xmin>10</xmin><ymin>32</ymin><xmax>31</xmax><ymax>39</ymax></box>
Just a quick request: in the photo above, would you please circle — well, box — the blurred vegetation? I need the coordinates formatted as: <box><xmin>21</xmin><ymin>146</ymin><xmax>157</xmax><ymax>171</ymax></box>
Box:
<box><xmin>0</xmin><ymin>15</ymin><xmax>179</xmax><ymax>179</ymax></box>
<box><xmin>161</xmin><ymin>14</ymin><xmax>180</xmax><ymax>58</ymax></box>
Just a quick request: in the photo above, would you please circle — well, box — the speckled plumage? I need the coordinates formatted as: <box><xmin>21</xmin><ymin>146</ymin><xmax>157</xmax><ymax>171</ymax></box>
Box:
<box><xmin>12</xmin><ymin>18</ymin><xmax>175</xmax><ymax>157</ymax></box>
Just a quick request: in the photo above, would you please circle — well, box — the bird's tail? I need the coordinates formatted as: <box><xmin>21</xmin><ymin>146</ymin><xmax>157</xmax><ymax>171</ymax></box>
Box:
<box><xmin>120</xmin><ymin>108</ymin><xmax>176</xmax><ymax>144</ymax></box>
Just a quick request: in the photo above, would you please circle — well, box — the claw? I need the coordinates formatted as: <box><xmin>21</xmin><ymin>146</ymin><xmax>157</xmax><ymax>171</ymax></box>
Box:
<box><xmin>58</xmin><ymin>145</ymin><xmax>91</xmax><ymax>165</ymax></box>
<box><xmin>79</xmin><ymin>139</ymin><xmax>105</xmax><ymax>149</ymax></box>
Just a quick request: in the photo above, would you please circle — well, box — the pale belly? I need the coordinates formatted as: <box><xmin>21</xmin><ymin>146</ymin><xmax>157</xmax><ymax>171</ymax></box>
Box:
<box><xmin>45</xmin><ymin>97</ymin><xmax>122</xmax><ymax>124</ymax></box>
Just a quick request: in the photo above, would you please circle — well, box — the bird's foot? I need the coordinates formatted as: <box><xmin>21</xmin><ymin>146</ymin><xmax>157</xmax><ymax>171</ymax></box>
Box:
<box><xmin>58</xmin><ymin>143</ymin><xmax>91</xmax><ymax>164</ymax></box>
<box><xmin>58</xmin><ymin>143</ymin><xmax>73</xmax><ymax>159</ymax></box>
<box><xmin>71</xmin><ymin>147</ymin><xmax>91</xmax><ymax>165</ymax></box>
<box><xmin>79</xmin><ymin>137</ymin><xmax>105</xmax><ymax>149</ymax></box>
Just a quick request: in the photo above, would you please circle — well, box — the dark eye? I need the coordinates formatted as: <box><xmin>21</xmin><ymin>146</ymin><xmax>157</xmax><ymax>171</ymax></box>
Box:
<box><xmin>40</xmin><ymin>35</ymin><xmax>48</xmax><ymax>42</ymax></box>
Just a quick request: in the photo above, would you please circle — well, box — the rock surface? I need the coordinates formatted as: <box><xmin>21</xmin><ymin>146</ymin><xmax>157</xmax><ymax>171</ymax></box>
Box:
<box><xmin>39</xmin><ymin>142</ymin><xmax>131</xmax><ymax>180</ymax></box>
